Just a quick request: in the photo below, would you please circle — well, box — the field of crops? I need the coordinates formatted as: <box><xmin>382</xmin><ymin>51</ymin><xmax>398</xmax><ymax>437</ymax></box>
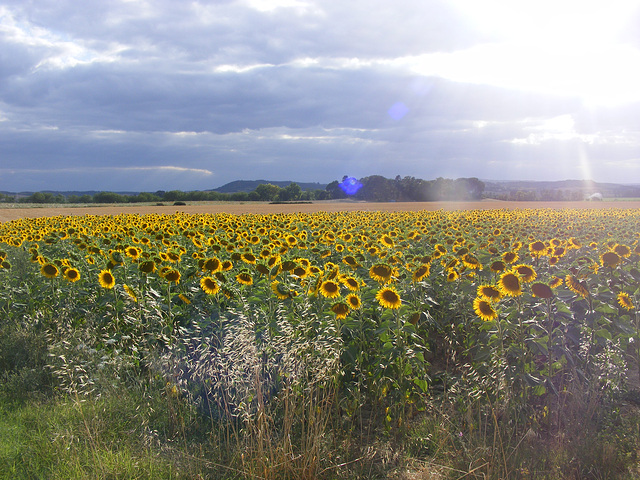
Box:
<box><xmin>1</xmin><ymin>206</ymin><xmax>639</xmax><ymax>478</ymax></box>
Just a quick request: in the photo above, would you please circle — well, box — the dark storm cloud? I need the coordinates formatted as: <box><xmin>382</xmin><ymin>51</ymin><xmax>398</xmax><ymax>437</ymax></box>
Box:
<box><xmin>0</xmin><ymin>0</ymin><xmax>638</xmax><ymax>192</ymax></box>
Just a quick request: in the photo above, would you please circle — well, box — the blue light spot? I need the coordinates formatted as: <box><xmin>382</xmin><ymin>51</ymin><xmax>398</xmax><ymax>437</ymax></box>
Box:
<box><xmin>388</xmin><ymin>101</ymin><xmax>409</xmax><ymax>121</ymax></box>
<box><xmin>339</xmin><ymin>176</ymin><xmax>362</xmax><ymax>196</ymax></box>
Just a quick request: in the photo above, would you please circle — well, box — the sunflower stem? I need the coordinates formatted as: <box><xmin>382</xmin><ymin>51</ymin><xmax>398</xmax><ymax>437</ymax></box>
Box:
<box><xmin>545</xmin><ymin>297</ymin><xmax>554</xmax><ymax>393</ymax></box>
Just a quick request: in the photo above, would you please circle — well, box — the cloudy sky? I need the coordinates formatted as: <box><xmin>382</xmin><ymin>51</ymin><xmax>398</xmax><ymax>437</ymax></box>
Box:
<box><xmin>1</xmin><ymin>0</ymin><xmax>640</xmax><ymax>192</ymax></box>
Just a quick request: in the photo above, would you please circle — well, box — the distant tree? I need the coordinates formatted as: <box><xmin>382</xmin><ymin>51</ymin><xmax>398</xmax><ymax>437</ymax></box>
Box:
<box><xmin>132</xmin><ymin>192</ymin><xmax>162</xmax><ymax>203</ymax></box>
<box><xmin>277</xmin><ymin>183</ymin><xmax>302</xmax><ymax>201</ymax></box>
<box><xmin>229</xmin><ymin>191</ymin><xmax>249</xmax><ymax>201</ymax></box>
<box><xmin>163</xmin><ymin>190</ymin><xmax>185</xmax><ymax>202</ymax></box>
<box><xmin>93</xmin><ymin>192</ymin><xmax>126</xmax><ymax>203</ymax></box>
<box><xmin>357</xmin><ymin>175</ymin><xmax>397</xmax><ymax>201</ymax></box>
<box><xmin>325</xmin><ymin>181</ymin><xmax>347</xmax><ymax>199</ymax></box>
<box><xmin>313</xmin><ymin>189</ymin><xmax>331</xmax><ymax>200</ymax></box>
<box><xmin>254</xmin><ymin>183</ymin><xmax>281</xmax><ymax>201</ymax></box>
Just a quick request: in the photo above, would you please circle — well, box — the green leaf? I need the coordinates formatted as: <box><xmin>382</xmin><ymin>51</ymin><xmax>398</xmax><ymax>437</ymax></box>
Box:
<box><xmin>413</xmin><ymin>378</ymin><xmax>429</xmax><ymax>392</ymax></box>
<box><xmin>595</xmin><ymin>328</ymin><xmax>612</xmax><ymax>340</ymax></box>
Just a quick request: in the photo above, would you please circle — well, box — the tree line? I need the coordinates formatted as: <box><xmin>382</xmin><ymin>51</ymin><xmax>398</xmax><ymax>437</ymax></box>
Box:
<box><xmin>2</xmin><ymin>175</ymin><xmax>485</xmax><ymax>204</ymax></box>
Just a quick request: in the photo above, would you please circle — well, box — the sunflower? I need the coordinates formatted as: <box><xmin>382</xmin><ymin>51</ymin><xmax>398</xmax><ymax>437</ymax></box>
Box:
<box><xmin>346</xmin><ymin>293</ymin><xmax>362</xmax><ymax>310</ymax></box>
<box><xmin>502</xmin><ymin>251</ymin><xmax>519</xmax><ymax>264</ymax></box>
<box><xmin>617</xmin><ymin>292</ymin><xmax>634</xmax><ymax>310</ymax></box>
<box><xmin>222</xmin><ymin>260</ymin><xmax>234</xmax><ymax>271</ymax></box>
<box><xmin>98</xmin><ymin>269</ymin><xmax>116</xmax><ymax>289</ymax></box>
<box><xmin>379</xmin><ymin>235</ymin><xmax>394</xmax><ymax>248</ymax></box>
<box><xmin>125</xmin><ymin>246</ymin><xmax>141</xmax><ymax>259</ymax></box>
<box><xmin>514</xmin><ymin>264</ymin><xmax>537</xmax><ymax>283</ymax></box>
<box><xmin>498</xmin><ymin>272</ymin><xmax>522</xmax><ymax>297</ymax></box>
<box><xmin>139</xmin><ymin>260</ymin><xmax>156</xmax><ymax>274</ymax></box>
<box><xmin>531</xmin><ymin>282</ymin><xmax>554</xmax><ymax>299</ymax></box>
<box><xmin>369</xmin><ymin>263</ymin><xmax>394</xmax><ymax>283</ymax></box>
<box><xmin>529</xmin><ymin>241</ymin><xmax>547</xmax><ymax>258</ymax></box>
<box><xmin>376</xmin><ymin>287</ymin><xmax>402</xmax><ymax>309</ymax></box>
<box><xmin>490</xmin><ymin>261</ymin><xmax>507</xmax><ymax>273</ymax></box>
<box><xmin>319</xmin><ymin>280</ymin><xmax>341</xmax><ymax>298</ymax></box>
<box><xmin>341</xmin><ymin>276</ymin><xmax>361</xmax><ymax>291</ymax></box>
<box><xmin>200</xmin><ymin>276</ymin><xmax>220</xmax><ymax>295</ymax></box>
<box><xmin>342</xmin><ymin>255</ymin><xmax>359</xmax><ymax>268</ymax></box>
<box><xmin>549</xmin><ymin>276</ymin><xmax>563</xmax><ymax>288</ymax></box>
<box><xmin>600</xmin><ymin>251</ymin><xmax>621</xmax><ymax>268</ymax></box>
<box><xmin>331</xmin><ymin>302</ymin><xmax>350</xmax><ymax>319</ymax></box>
<box><xmin>477</xmin><ymin>285</ymin><xmax>503</xmax><ymax>302</ymax></box>
<box><xmin>271</xmin><ymin>281</ymin><xmax>291</xmax><ymax>300</ymax></box>
<box><xmin>203</xmin><ymin>257</ymin><xmax>222</xmax><ymax>272</ymax></box>
<box><xmin>412</xmin><ymin>263</ymin><xmax>431</xmax><ymax>282</ymax></box>
<box><xmin>241</xmin><ymin>252</ymin><xmax>257</xmax><ymax>264</ymax></box>
<box><xmin>164</xmin><ymin>269</ymin><xmax>181</xmax><ymax>284</ymax></box>
<box><xmin>123</xmin><ymin>284</ymin><xmax>138</xmax><ymax>302</ymax></box>
<box><xmin>236</xmin><ymin>272</ymin><xmax>253</xmax><ymax>286</ymax></box>
<box><xmin>473</xmin><ymin>297</ymin><xmax>498</xmax><ymax>321</ymax></box>
<box><xmin>63</xmin><ymin>267</ymin><xmax>81</xmax><ymax>282</ymax></box>
<box><xmin>41</xmin><ymin>262</ymin><xmax>59</xmax><ymax>279</ymax></box>
<box><xmin>613</xmin><ymin>244</ymin><xmax>631</xmax><ymax>257</ymax></box>
<box><xmin>462</xmin><ymin>254</ymin><xmax>482</xmax><ymax>270</ymax></box>
<box><xmin>179</xmin><ymin>294</ymin><xmax>191</xmax><ymax>304</ymax></box>
<box><xmin>565</xmin><ymin>275</ymin><xmax>589</xmax><ymax>298</ymax></box>
<box><xmin>446</xmin><ymin>270</ymin><xmax>459</xmax><ymax>282</ymax></box>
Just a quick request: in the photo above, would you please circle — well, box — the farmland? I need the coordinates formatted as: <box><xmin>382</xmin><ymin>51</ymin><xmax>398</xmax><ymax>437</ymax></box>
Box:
<box><xmin>1</xmin><ymin>201</ymin><xmax>640</xmax><ymax>479</ymax></box>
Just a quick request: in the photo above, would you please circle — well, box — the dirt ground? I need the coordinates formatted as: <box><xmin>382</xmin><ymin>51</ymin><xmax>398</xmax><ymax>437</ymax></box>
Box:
<box><xmin>1</xmin><ymin>199</ymin><xmax>640</xmax><ymax>223</ymax></box>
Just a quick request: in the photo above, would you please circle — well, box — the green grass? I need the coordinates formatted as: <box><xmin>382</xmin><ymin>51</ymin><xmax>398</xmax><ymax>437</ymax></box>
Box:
<box><xmin>0</xmin><ymin>392</ymin><xmax>200</xmax><ymax>479</ymax></box>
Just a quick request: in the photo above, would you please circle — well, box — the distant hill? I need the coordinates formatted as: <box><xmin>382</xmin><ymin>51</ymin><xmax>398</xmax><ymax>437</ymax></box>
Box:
<box><xmin>213</xmin><ymin>180</ymin><xmax>328</xmax><ymax>193</ymax></box>
<box><xmin>2</xmin><ymin>190</ymin><xmax>139</xmax><ymax>199</ymax></box>
<box><xmin>482</xmin><ymin>179</ymin><xmax>640</xmax><ymax>198</ymax></box>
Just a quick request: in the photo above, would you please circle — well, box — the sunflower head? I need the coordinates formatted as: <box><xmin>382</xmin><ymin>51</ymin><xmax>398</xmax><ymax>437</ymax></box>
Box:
<box><xmin>319</xmin><ymin>279</ymin><xmax>341</xmax><ymax>298</ymax></box>
<box><xmin>98</xmin><ymin>269</ymin><xmax>116</xmax><ymax>289</ymax></box>
<box><xmin>236</xmin><ymin>272</ymin><xmax>253</xmax><ymax>286</ymax></box>
<box><xmin>498</xmin><ymin>272</ymin><xmax>522</xmax><ymax>297</ymax></box>
<box><xmin>41</xmin><ymin>263</ymin><xmax>59</xmax><ymax>279</ymax></box>
<box><xmin>477</xmin><ymin>285</ymin><xmax>503</xmax><ymax>302</ymax></box>
<box><xmin>164</xmin><ymin>269</ymin><xmax>181</xmax><ymax>284</ymax></box>
<box><xmin>63</xmin><ymin>267</ymin><xmax>81</xmax><ymax>282</ymax></box>
<box><xmin>376</xmin><ymin>287</ymin><xmax>402</xmax><ymax>309</ymax></box>
<box><xmin>565</xmin><ymin>275</ymin><xmax>589</xmax><ymax>298</ymax></box>
<box><xmin>531</xmin><ymin>282</ymin><xmax>554</xmax><ymax>299</ymax></box>
<box><xmin>346</xmin><ymin>293</ymin><xmax>362</xmax><ymax>310</ymax></box>
<box><xmin>529</xmin><ymin>241</ymin><xmax>547</xmax><ymax>258</ymax></box>
<box><xmin>617</xmin><ymin>292</ymin><xmax>634</xmax><ymax>310</ymax></box>
<box><xmin>490</xmin><ymin>261</ymin><xmax>507</xmax><ymax>273</ymax></box>
<box><xmin>369</xmin><ymin>263</ymin><xmax>394</xmax><ymax>283</ymax></box>
<box><xmin>203</xmin><ymin>257</ymin><xmax>222</xmax><ymax>272</ymax></box>
<box><xmin>200</xmin><ymin>276</ymin><xmax>220</xmax><ymax>295</ymax></box>
<box><xmin>502</xmin><ymin>252</ymin><xmax>519</xmax><ymax>264</ymax></box>
<box><xmin>271</xmin><ymin>281</ymin><xmax>291</xmax><ymax>300</ymax></box>
<box><xmin>473</xmin><ymin>297</ymin><xmax>498</xmax><ymax>321</ymax></box>
<box><xmin>514</xmin><ymin>264</ymin><xmax>537</xmax><ymax>283</ymax></box>
<box><xmin>412</xmin><ymin>263</ymin><xmax>431</xmax><ymax>282</ymax></box>
<box><xmin>331</xmin><ymin>302</ymin><xmax>350</xmax><ymax>319</ymax></box>
<box><xmin>600</xmin><ymin>251</ymin><xmax>621</xmax><ymax>268</ymax></box>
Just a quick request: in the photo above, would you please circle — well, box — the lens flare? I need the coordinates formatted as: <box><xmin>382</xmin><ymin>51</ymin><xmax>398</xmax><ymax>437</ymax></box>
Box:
<box><xmin>339</xmin><ymin>176</ymin><xmax>363</xmax><ymax>196</ymax></box>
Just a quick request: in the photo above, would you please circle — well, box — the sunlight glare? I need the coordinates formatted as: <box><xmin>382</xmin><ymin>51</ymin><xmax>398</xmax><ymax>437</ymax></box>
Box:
<box><xmin>423</xmin><ymin>0</ymin><xmax>640</xmax><ymax>106</ymax></box>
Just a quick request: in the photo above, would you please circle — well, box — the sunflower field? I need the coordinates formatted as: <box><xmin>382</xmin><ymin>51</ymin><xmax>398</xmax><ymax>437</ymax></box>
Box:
<box><xmin>1</xmin><ymin>208</ymin><xmax>640</xmax><ymax>478</ymax></box>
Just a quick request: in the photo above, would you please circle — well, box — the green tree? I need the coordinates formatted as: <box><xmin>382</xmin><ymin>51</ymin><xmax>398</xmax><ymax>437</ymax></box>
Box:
<box><xmin>254</xmin><ymin>183</ymin><xmax>281</xmax><ymax>201</ymax></box>
<box><xmin>277</xmin><ymin>183</ymin><xmax>302</xmax><ymax>201</ymax></box>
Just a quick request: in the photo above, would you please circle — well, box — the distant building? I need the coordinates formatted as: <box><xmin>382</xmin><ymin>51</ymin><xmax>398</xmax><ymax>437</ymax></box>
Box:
<box><xmin>587</xmin><ymin>192</ymin><xmax>603</xmax><ymax>201</ymax></box>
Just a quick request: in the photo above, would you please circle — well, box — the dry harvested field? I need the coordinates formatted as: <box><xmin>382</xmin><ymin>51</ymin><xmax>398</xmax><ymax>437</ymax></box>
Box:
<box><xmin>1</xmin><ymin>199</ymin><xmax>640</xmax><ymax>222</ymax></box>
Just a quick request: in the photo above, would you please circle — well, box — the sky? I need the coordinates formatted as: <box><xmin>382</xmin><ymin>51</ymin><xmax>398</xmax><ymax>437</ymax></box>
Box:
<box><xmin>1</xmin><ymin>0</ymin><xmax>640</xmax><ymax>192</ymax></box>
